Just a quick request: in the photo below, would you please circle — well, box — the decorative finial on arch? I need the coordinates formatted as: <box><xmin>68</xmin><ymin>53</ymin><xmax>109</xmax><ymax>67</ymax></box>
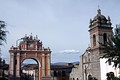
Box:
<box><xmin>29</xmin><ymin>33</ymin><xmax>33</xmax><ymax>40</ymax></box>
<box><xmin>25</xmin><ymin>34</ymin><xmax>27</xmax><ymax>37</ymax></box>
<box><xmin>36</xmin><ymin>35</ymin><xmax>38</xmax><ymax>40</ymax></box>
<box><xmin>31</xmin><ymin>33</ymin><xmax>32</xmax><ymax>36</ymax></box>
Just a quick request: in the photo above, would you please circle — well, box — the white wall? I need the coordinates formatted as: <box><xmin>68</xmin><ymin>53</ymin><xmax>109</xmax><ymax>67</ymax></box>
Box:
<box><xmin>100</xmin><ymin>58</ymin><xmax>120</xmax><ymax>80</ymax></box>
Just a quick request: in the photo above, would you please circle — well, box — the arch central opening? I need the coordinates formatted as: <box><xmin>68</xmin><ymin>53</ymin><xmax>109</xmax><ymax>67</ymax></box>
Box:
<box><xmin>21</xmin><ymin>58</ymin><xmax>39</xmax><ymax>80</ymax></box>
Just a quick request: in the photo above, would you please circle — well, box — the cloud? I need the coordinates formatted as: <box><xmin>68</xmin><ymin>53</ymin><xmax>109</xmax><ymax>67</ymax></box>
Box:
<box><xmin>51</xmin><ymin>49</ymin><xmax>80</xmax><ymax>63</ymax></box>
<box><xmin>59</xmin><ymin>49</ymin><xmax>80</xmax><ymax>54</ymax></box>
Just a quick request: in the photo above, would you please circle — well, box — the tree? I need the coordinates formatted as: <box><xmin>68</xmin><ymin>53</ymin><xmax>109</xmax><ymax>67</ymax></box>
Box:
<box><xmin>106</xmin><ymin>72</ymin><xmax>120</xmax><ymax>80</ymax></box>
<box><xmin>100</xmin><ymin>24</ymin><xmax>120</xmax><ymax>68</ymax></box>
<box><xmin>0</xmin><ymin>20</ymin><xmax>8</xmax><ymax>45</ymax></box>
<box><xmin>88</xmin><ymin>74</ymin><xmax>98</xmax><ymax>80</ymax></box>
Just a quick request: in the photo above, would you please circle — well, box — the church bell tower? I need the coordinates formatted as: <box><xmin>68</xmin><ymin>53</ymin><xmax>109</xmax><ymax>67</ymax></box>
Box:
<box><xmin>89</xmin><ymin>9</ymin><xmax>113</xmax><ymax>51</ymax></box>
<box><xmin>88</xmin><ymin>9</ymin><xmax>113</xmax><ymax>80</ymax></box>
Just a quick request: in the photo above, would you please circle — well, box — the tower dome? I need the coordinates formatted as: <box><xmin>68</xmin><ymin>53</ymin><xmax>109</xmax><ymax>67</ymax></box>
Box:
<box><xmin>89</xmin><ymin>9</ymin><xmax>112</xmax><ymax>28</ymax></box>
<box><xmin>93</xmin><ymin>9</ymin><xmax>107</xmax><ymax>21</ymax></box>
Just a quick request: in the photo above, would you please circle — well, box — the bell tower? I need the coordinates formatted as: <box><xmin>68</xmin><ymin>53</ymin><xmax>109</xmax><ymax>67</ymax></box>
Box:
<box><xmin>88</xmin><ymin>9</ymin><xmax>113</xmax><ymax>80</ymax></box>
<box><xmin>89</xmin><ymin>9</ymin><xmax>113</xmax><ymax>50</ymax></box>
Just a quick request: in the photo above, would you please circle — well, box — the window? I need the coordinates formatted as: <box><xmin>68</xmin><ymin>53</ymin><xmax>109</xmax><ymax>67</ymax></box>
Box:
<box><xmin>103</xmin><ymin>33</ymin><xmax>107</xmax><ymax>44</ymax></box>
<box><xmin>93</xmin><ymin>34</ymin><xmax>96</xmax><ymax>46</ymax></box>
<box><xmin>88</xmin><ymin>53</ymin><xmax>91</xmax><ymax>62</ymax></box>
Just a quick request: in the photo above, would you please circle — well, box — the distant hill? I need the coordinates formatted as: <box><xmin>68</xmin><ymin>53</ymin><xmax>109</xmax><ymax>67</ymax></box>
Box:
<box><xmin>51</xmin><ymin>62</ymin><xmax>68</xmax><ymax>65</ymax></box>
<box><xmin>51</xmin><ymin>61</ymin><xmax>79</xmax><ymax>66</ymax></box>
<box><xmin>22</xmin><ymin>61</ymin><xmax>80</xmax><ymax>67</ymax></box>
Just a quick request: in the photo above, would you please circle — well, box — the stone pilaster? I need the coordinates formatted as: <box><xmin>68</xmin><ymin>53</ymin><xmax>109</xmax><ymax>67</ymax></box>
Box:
<box><xmin>9</xmin><ymin>53</ymin><xmax>14</xmax><ymax>75</ymax></box>
<box><xmin>25</xmin><ymin>42</ymin><xmax>27</xmax><ymax>50</ymax></box>
<box><xmin>47</xmin><ymin>54</ymin><xmax>51</xmax><ymax>76</ymax></box>
<box><xmin>42</xmin><ymin>54</ymin><xmax>45</xmax><ymax>76</ymax></box>
<box><xmin>16</xmin><ymin>53</ymin><xmax>20</xmax><ymax>77</ymax></box>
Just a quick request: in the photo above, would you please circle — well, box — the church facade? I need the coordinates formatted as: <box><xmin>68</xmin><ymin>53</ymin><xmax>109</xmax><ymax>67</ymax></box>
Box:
<box><xmin>70</xmin><ymin>9</ymin><xmax>120</xmax><ymax>80</ymax></box>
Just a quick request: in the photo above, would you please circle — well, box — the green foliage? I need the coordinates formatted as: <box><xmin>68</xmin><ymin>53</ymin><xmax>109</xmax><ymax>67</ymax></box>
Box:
<box><xmin>100</xmin><ymin>25</ymin><xmax>120</xmax><ymax>68</ymax></box>
<box><xmin>88</xmin><ymin>75</ymin><xmax>98</xmax><ymax>80</ymax></box>
<box><xmin>106</xmin><ymin>72</ymin><xmax>120</xmax><ymax>80</ymax></box>
<box><xmin>0</xmin><ymin>21</ymin><xmax>8</xmax><ymax>45</ymax></box>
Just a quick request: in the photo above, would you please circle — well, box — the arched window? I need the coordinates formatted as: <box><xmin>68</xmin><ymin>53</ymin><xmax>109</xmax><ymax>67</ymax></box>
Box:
<box><xmin>77</xmin><ymin>78</ymin><xmax>79</xmax><ymax>80</ymax></box>
<box><xmin>73</xmin><ymin>78</ymin><xmax>75</xmax><ymax>80</ymax></box>
<box><xmin>93</xmin><ymin>34</ymin><xmax>96</xmax><ymax>46</ymax></box>
<box><xmin>88</xmin><ymin>53</ymin><xmax>90</xmax><ymax>62</ymax></box>
<box><xmin>103</xmin><ymin>33</ymin><xmax>107</xmax><ymax>44</ymax></box>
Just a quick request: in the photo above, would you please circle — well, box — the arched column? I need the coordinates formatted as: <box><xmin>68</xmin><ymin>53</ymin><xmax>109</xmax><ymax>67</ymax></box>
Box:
<box><xmin>9</xmin><ymin>53</ymin><xmax>14</xmax><ymax>75</ymax></box>
<box><xmin>39</xmin><ymin>66</ymin><xmax>41</xmax><ymax>80</ymax></box>
<box><xmin>16</xmin><ymin>53</ymin><xmax>20</xmax><ymax>77</ymax></box>
<box><xmin>34</xmin><ymin>57</ymin><xmax>41</xmax><ymax>80</ymax></box>
<box><xmin>42</xmin><ymin>54</ymin><xmax>45</xmax><ymax>76</ymax></box>
<box><xmin>47</xmin><ymin>54</ymin><xmax>51</xmax><ymax>76</ymax></box>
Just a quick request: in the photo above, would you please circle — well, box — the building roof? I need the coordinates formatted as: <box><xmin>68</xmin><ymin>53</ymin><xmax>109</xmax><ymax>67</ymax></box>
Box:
<box><xmin>51</xmin><ymin>62</ymin><xmax>79</xmax><ymax>70</ymax></box>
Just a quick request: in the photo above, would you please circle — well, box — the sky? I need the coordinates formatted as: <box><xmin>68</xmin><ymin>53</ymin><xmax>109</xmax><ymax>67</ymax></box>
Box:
<box><xmin>0</xmin><ymin>0</ymin><xmax>120</xmax><ymax>63</ymax></box>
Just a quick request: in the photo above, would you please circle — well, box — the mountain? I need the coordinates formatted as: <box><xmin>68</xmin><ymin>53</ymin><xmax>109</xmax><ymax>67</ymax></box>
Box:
<box><xmin>51</xmin><ymin>61</ymin><xmax>79</xmax><ymax>66</ymax></box>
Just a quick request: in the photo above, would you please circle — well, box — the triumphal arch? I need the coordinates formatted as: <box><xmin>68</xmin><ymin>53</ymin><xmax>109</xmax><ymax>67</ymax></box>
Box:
<box><xmin>9</xmin><ymin>35</ymin><xmax>51</xmax><ymax>80</ymax></box>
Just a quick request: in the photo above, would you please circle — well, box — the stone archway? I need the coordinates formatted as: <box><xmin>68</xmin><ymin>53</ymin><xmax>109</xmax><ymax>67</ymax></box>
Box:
<box><xmin>21</xmin><ymin>58</ymin><xmax>39</xmax><ymax>80</ymax></box>
<box><xmin>9</xmin><ymin>35</ymin><xmax>51</xmax><ymax>80</ymax></box>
